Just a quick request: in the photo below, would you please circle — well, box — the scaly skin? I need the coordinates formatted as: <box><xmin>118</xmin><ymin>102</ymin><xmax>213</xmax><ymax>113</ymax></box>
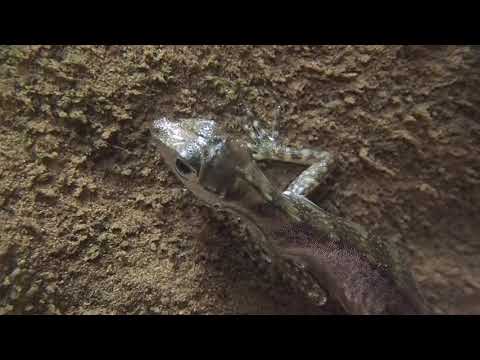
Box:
<box><xmin>150</xmin><ymin>111</ymin><xmax>429</xmax><ymax>315</ymax></box>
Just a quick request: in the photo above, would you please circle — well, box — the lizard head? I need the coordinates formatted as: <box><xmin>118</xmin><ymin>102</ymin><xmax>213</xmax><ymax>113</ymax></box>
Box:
<box><xmin>151</xmin><ymin>117</ymin><xmax>263</xmax><ymax>209</ymax></box>
<box><xmin>151</xmin><ymin>117</ymin><xmax>299</xmax><ymax>221</ymax></box>
<box><xmin>151</xmin><ymin>117</ymin><xmax>221</xmax><ymax>181</ymax></box>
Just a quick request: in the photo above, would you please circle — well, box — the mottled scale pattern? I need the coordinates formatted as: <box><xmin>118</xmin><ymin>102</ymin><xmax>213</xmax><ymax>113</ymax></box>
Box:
<box><xmin>269</xmin><ymin>221</ymin><xmax>423</xmax><ymax>314</ymax></box>
<box><xmin>254</xmin><ymin>145</ymin><xmax>324</xmax><ymax>164</ymax></box>
<box><xmin>238</xmin><ymin>216</ymin><xmax>329</xmax><ymax>308</ymax></box>
<box><xmin>242</xmin><ymin>112</ymin><xmax>334</xmax><ymax>197</ymax></box>
<box><xmin>286</xmin><ymin>156</ymin><xmax>333</xmax><ymax>196</ymax></box>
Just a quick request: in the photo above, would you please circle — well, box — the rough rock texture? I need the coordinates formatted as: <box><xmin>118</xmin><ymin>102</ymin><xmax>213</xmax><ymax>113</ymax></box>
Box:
<box><xmin>1</xmin><ymin>45</ymin><xmax>479</xmax><ymax>314</ymax></box>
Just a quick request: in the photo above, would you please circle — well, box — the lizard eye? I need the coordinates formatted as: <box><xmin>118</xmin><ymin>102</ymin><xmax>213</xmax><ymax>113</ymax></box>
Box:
<box><xmin>175</xmin><ymin>158</ymin><xmax>195</xmax><ymax>177</ymax></box>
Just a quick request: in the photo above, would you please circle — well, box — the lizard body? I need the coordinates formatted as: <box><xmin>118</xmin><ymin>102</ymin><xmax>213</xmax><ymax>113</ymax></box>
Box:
<box><xmin>150</xmin><ymin>110</ymin><xmax>429</xmax><ymax>315</ymax></box>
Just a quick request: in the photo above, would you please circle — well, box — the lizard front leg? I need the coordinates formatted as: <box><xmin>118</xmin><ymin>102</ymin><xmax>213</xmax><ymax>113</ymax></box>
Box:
<box><xmin>242</xmin><ymin>106</ymin><xmax>335</xmax><ymax>198</ymax></box>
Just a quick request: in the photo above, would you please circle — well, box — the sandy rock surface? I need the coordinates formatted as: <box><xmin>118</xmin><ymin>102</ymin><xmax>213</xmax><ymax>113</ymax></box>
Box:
<box><xmin>1</xmin><ymin>45</ymin><xmax>479</xmax><ymax>314</ymax></box>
